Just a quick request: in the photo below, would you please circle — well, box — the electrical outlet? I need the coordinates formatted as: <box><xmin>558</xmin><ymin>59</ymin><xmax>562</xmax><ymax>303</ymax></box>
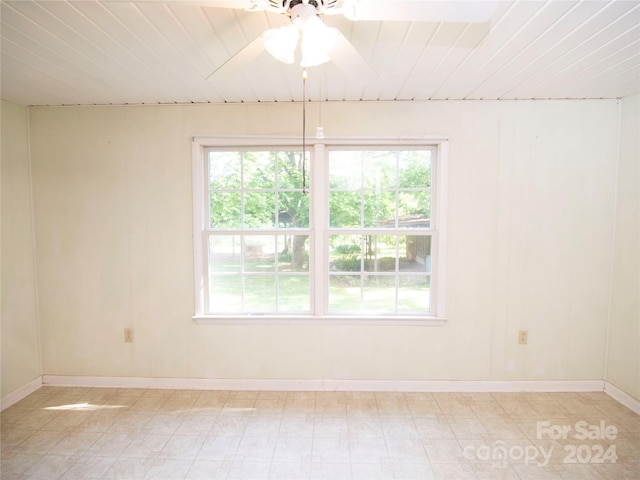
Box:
<box><xmin>124</xmin><ymin>328</ymin><xmax>134</xmax><ymax>343</ymax></box>
<box><xmin>518</xmin><ymin>329</ymin><xmax>528</xmax><ymax>345</ymax></box>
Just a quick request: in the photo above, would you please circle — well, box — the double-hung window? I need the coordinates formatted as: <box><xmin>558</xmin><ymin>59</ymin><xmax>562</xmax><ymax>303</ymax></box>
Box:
<box><xmin>193</xmin><ymin>137</ymin><xmax>448</xmax><ymax>323</ymax></box>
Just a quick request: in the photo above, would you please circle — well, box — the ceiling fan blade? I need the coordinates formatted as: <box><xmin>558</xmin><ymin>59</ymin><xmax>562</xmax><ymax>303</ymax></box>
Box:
<box><xmin>198</xmin><ymin>0</ymin><xmax>287</xmax><ymax>13</ymax></box>
<box><xmin>197</xmin><ymin>1</ymin><xmax>250</xmax><ymax>8</ymax></box>
<box><xmin>206</xmin><ymin>35</ymin><xmax>266</xmax><ymax>81</ymax></box>
<box><xmin>342</xmin><ymin>0</ymin><xmax>498</xmax><ymax>23</ymax></box>
<box><xmin>330</xmin><ymin>31</ymin><xmax>377</xmax><ymax>81</ymax></box>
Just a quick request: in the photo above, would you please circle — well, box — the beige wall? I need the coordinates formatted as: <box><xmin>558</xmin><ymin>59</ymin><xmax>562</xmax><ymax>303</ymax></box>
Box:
<box><xmin>26</xmin><ymin>100</ymin><xmax>621</xmax><ymax>382</ymax></box>
<box><xmin>607</xmin><ymin>94</ymin><xmax>640</xmax><ymax>401</ymax></box>
<box><xmin>1</xmin><ymin>101</ymin><xmax>42</xmax><ymax>398</ymax></box>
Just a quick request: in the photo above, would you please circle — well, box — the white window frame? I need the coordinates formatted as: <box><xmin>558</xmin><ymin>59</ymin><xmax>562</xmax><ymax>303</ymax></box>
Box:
<box><xmin>192</xmin><ymin>136</ymin><xmax>448</xmax><ymax>325</ymax></box>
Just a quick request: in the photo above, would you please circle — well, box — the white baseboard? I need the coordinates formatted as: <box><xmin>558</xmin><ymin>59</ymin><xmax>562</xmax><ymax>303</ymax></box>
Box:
<box><xmin>42</xmin><ymin>375</ymin><xmax>605</xmax><ymax>393</ymax></box>
<box><xmin>604</xmin><ymin>381</ymin><xmax>640</xmax><ymax>415</ymax></box>
<box><xmin>1</xmin><ymin>376</ymin><xmax>43</xmax><ymax>411</ymax></box>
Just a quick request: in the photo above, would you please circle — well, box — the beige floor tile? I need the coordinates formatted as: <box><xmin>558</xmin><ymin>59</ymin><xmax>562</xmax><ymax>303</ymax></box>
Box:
<box><xmin>481</xmin><ymin>417</ymin><xmax>528</xmax><ymax>440</ymax></box>
<box><xmin>385</xmin><ymin>437</ymin><xmax>429</xmax><ymax>463</ymax></box>
<box><xmin>1</xmin><ymin>453</ymin><xmax>42</xmax><ymax>476</ymax></box>
<box><xmin>22</xmin><ymin>454</ymin><xmax>74</xmax><ymax>480</ymax></box>
<box><xmin>143</xmin><ymin>458</ymin><xmax>193</xmax><ymax>479</ymax></box>
<box><xmin>210</xmin><ymin>416</ymin><xmax>249</xmax><ymax>436</ymax></box>
<box><xmin>13</xmin><ymin>410</ymin><xmax>57</xmax><ymax>431</ymax></box>
<box><xmin>268</xmin><ymin>461</ymin><xmax>312</xmax><ymax>480</ymax></box>
<box><xmin>448</xmin><ymin>417</ymin><xmax>489</xmax><ymax>439</ymax></box>
<box><xmin>159</xmin><ymin>434</ymin><xmax>206</xmax><ymax>460</ymax></box>
<box><xmin>278</xmin><ymin>415</ymin><xmax>315</xmax><ymax>437</ymax></box>
<box><xmin>423</xmin><ymin>438</ymin><xmax>469</xmax><ymax>464</ymax></box>
<box><xmin>312</xmin><ymin>437</ymin><xmax>351</xmax><ymax>463</ymax></box>
<box><xmin>407</xmin><ymin>399</ymin><xmax>442</xmax><ymax>417</ymax></box>
<box><xmin>87</xmin><ymin>432</ymin><xmax>134</xmax><ymax>457</ymax></box>
<box><xmin>107</xmin><ymin>413</ymin><xmax>153</xmax><ymax>434</ymax></box>
<box><xmin>314</xmin><ymin>416</ymin><xmax>349</xmax><ymax>439</ymax></box>
<box><xmin>348</xmin><ymin>436</ymin><xmax>388</xmax><ymax>464</ymax></box>
<box><xmin>310</xmin><ymin>461</ymin><xmax>351</xmax><ymax>480</ymax></box>
<box><xmin>390</xmin><ymin>461</ymin><xmax>434</xmax><ymax>479</ymax></box>
<box><xmin>430</xmin><ymin>462</ymin><xmax>478</xmax><ymax>479</ymax></box>
<box><xmin>347</xmin><ymin>398</ymin><xmax>379</xmax><ymax>417</ymax></box>
<box><xmin>174</xmin><ymin>414</ymin><xmax>216</xmax><ymax>435</ymax></box>
<box><xmin>185</xmin><ymin>459</ymin><xmax>230</xmax><ymax>480</ymax></box>
<box><xmin>381</xmin><ymin>417</ymin><xmax>420</xmax><ymax>439</ymax></box>
<box><xmin>414</xmin><ymin>417</ymin><xmax>456</xmax><ymax>439</ymax></box>
<box><xmin>1</xmin><ymin>428</ymin><xmax>35</xmax><ymax>448</ymax></box>
<box><xmin>349</xmin><ymin>416</ymin><xmax>385</xmax><ymax>440</ymax></box>
<box><xmin>512</xmin><ymin>462</ymin><xmax>565</xmax><ymax>479</ymax></box>
<box><xmin>13</xmin><ymin>430</ymin><xmax>66</xmax><ymax>455</ymax></box>
<box><xmin>47</xmin><ymin>431</ymin><xmax>102</xmax><ymax>456</ymax></box>
<box><xmin>472</xmin><ymin>462</ymin><xmax>521</xmax><ymax>479</ymax></box>
<box><xmin>253</xmin><ymin>398</ymin><xmax>286</xmax><ymax>416</ymax></box>
<box><xmin>59</xmin><ymin>455</ymin><xmax>115</xmax><ymax>479</ymax></box>
<box><xmin>102</xmin><ymin>458</ymin><xmax>153</xmax><ymax>480</ymax></box>
<box><xmin>121</xmin><ymin>433</ymin><xmax>172</xmax><ymax>459</ymax></box>
<box><xmin>143</xmin><ymin>414</ymin><xmax>185</xmax><ymax>435</ymax></box>
<box><xmin>272</xmin><ymin>436</ymin><xmax>313</xmax><ymax>463</ymax></box>
<box><xmin>197</xmin><ymin>435</ymin><xmax>241</xmax><ymax>462</ymax></box>
<box><xmin>75</xmin><ymin>412</ymin><xmax>120</xmax><ymax>433</ymax></box>
<box><xmin>236</xmin><ymin>435</ymin><xmax>277</xmax><ymax>461</ymax></box>
<box><xmin>244</xmin><ymin>416</ymin><xmax>282</xmax><ymax>438</ymax></box>
<box><xmin>351</xmin><ymin>461</ymin><xmax>395</xmax><ymax>479</ymax></box>
<box><xmin>227</xmin><ymin>460</ymin><xmax>271</xmax><ymax>479</ymax></box>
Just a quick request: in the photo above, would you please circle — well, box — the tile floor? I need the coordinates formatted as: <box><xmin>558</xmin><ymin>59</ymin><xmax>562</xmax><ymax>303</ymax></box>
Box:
<box><xmin>1</xmin><ymin>387</ymin><xmax>639</xmax><ymax>479</ymax></box>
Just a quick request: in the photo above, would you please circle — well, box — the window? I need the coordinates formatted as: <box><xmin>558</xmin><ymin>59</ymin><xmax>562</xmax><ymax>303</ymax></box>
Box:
<box><xmin>193</xmin><ymin>137</ymin><xmax>448</xmax><ymax>323</ymax></box>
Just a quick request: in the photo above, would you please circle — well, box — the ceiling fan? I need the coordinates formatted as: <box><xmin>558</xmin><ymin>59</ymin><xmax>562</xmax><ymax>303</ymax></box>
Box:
<box><xmin>206</xmin><ymin>0</ymin><xmax>498</xmax><ymax>80</ymax></box>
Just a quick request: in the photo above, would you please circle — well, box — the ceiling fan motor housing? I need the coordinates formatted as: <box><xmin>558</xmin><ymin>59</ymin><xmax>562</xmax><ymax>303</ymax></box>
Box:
<box><xmin>267</xmin><ymin>0</ymin><xmax>338</xmax><ymax>16</ymax></box>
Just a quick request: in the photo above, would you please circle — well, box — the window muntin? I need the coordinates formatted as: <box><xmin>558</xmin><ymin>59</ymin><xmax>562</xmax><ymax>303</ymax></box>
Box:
<box><xmin>193</xmin><ymin>138</ymin><xmax>447</xmax><ymax>322</ymax></box>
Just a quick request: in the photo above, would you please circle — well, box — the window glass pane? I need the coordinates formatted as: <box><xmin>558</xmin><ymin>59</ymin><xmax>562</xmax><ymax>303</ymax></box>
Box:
<box><xmin>401</xmin><ymin>235</ymin><xmax>431</xmax><ymax>273</ymax></box>
<box><xmin>398</xmin><ymin>151</ymin><xmax>431</xmax><ymax>188</ymax></box>
<box><xmin>208</xmin><ymin>235</ymin><xmax>241</xmax><ymax>273</ymax></box>
<box><xmin>243</xmin><ymin>236</ymin><xmax>276</xmax><ymax>273</ymax></box>
<box><xmin>329</xmin><ymin>152</ymin><xmax>361</xmax><ymax>189</ymax></box>
<box><xmin>362</xmin><ymin>275</ymin><xmax>397</xmax><ymax>312</ymax></box>
<box><xmin>277</xmin><ymin>191</ymin><xmax>309</xmax><ymax>228</ymax></box>
<box><xmin>329</xmin><ymin>275</ymin><xmax>361</xmax><ymax>312</ymax></box>
<box><xmin>398</xmin><ymin>191</ymin><xmax>430</xmax><ymax>225</ymax></box>
<box><xmin>245</xmin><ymin>276</ymin><xmax>276</xmax><ymax>311</ymax></box>
<box><xmin>329</xmin><ymin>191</ymin><xmax>361</xmax><ymax>228</ymax></box>
<box><xmin>244</xmin><ymin>192</ymin><xmax>276</xmax><ymax>228</ymax></box>
<box><xmin>397</xmin><ymin>276</ymin><xmax>430</xmax><ymax>313</ymax></box>
<box><xmin>243</xmin><ymin>151</ymin><xmax>275</xmax><ymax>189</ymax></box>
<box><xmin>363</xmin><ymin>190</ymin><xmax>396</xmax><ymax>227</ymax></box>
<box><xmin>209</xmin><ymin>151</ymin><xmax>241</xmax><ymax>189</ymax></box>
<box><xmin>277</xmin><ymin>151</ymin><xmax>306</xmax><ymax>189</ymax></box>
<box><xmin>278</xmin><ymin>235</ymin><xmax>309</xmax><ymax>272</ymax></box>
<box><xmin>209</xmin><ymin>275</ymin><xmax>241</xmax><ymax>313</ymax></box>
<box><xmin>279</xmin><ymin>275</ymin><xmax>310</xmax><ymax>311</ymax></box>
<box><xmin>363</xmin><ymin>152</ymin><xmax>396</xmax><ymax>189</ymax></box>
<box><xmin>329</xmin><ymin>235</ymin><xmax>362</xmax><ymax>272</ymax></box>
<box><xmin>210</xmin><ymin>191</ymin><xmax>241</xmax><ymax>228</ymax></box>
<box><xmin>363</xmin><ymin>235</ymin><xmax>397</xmax><ymax>273</ymax></box>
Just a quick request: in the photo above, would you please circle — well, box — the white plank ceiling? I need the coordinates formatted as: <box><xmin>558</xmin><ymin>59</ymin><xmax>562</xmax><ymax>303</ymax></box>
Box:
<box><xmin>1</xmin><ymin>0</ymin><xmax>639</xmax><ymax>106</ymax></box>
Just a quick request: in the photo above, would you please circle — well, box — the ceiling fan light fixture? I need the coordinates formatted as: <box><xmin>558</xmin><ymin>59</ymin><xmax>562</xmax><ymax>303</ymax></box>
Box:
<box><xmin>300</xmin><ymin>16</ymin><xmax>338</xmax><ymax>67</ymax></box>
<box><xmin>263</xmin><ymin>25</ymin><xmax>298</xmax><ymax>64</ymax></box>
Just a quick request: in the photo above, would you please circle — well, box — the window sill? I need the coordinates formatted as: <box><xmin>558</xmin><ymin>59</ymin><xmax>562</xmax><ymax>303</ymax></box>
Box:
<box><xmin>192</xmin><ymin>315</ymin><xmax>447</xmax><ymax>326</ymax></box>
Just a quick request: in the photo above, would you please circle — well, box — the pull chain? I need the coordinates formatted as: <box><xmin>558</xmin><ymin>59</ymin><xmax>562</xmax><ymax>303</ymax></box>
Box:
<box><xmin>302</xmin><ymin>68</ymin><xmax>307</xmax><ymax>195</ymax></box>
